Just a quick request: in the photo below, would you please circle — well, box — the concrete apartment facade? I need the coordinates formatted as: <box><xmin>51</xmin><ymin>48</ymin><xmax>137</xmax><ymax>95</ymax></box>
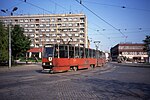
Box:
<box><xmin>0</xmin><ymin>13</ymin><xmax>88</xmax><ymax>58</ymax></box>
<box><xmin>0</xmin><ymin>14</ymin><xmax>88</xmax><ymax>47</ymax></box>
<box><xmin>110</xmin><ymin>43</ymin><xmax>148</xmax><ymax>63</ymax></box>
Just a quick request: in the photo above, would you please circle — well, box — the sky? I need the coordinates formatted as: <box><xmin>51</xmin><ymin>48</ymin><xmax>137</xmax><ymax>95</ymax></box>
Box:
<box><xmin>0</xmin><ymin>0</ymin><xmax>150</xmax><ymax>52</ymax></box>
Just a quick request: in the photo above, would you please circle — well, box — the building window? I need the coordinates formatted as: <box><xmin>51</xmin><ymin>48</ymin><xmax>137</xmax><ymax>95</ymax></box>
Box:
<box><xmin>69</xmin><ymin>23</ymin><xmax>72</xmax><ymax>26</ymax></box>
<box><xmin>80</xmin><ymin>23</ymin><xmax>84</xmax><ymax>27</ymax></box>
<box><xmin>64</xmin><ymin>39</ymin><xmax>67</xmax><ymax>41</ymax></box>
<box><xmin>73</xmin><ymin>18</ymin><xmax>78</xmax><ymax>21</ymax></box>
<box><xmin>39</xmin><ymin>44</ymin><xmax>42</xmax><ymax>47</ymax></box>
<box><xmin>63</xmin><ymin>18</ymin><xmax>67</xmax><ymax>21</ymax></box>
<box><xmin>75</xmin><ymin>33</ymin><xmax>79</xmax><ymax>36</ymax></box>
<box><xmin>30</xmin><ymin>44</ymin><xmax>34</xmax><ymax>47</ymax></box>
<box><xmin>58</xmin><ymin>24</ymin><xmax>61</xmax><ymax>27</ymax></box>
<box><xmin>36</xmin><ymin>24</ymin><xmax>39</xmax><ymax>27</ymax></box>
<box><xmin>25</xmin><ymin>24</ymin><xmax>28</xmax><ymax>27</ymax></box>
<box><xmin>73</xmin><ymin>39</ymin><xmax>77</xmax><ymax>41</ymax></box>
<box><xmin>51</xmin><ymin>29</ymin><xmax>55</xmax><ymax>32</ymax></box>
<box><xmin>41</xmin><ymin>19</ymin><xmax>45</xmax><ymax>22</ymax></box>
<box><xmin>29</xmin><ymin>29</ymin><xmax>33</xmax><ymax>32</ymax></box>
<box><xmin>45</xmin><ymin>19</ymin><xmax>50</xmax><ymax>22</ymax></box>
<box><xmin>62</xmin><ymin>23</ymin><xmax>66</xmax><ymax>27</ymax></box>
<box><xmin>30</xmin><ymin>24</ymin><xmax>34</xmax><ymax>27</ymax></box>
<box><xmin>68</xmin><ymin>34</ymin><xmax>72</xmax><ymax>36</ymax></box>
<box><xmin>46</xmin><ymin>29</ymin><xmax>50</xmax><ymax>32</ymax></box>
<box><xmin>41</xmin><ymin>29</ymin><xmax>45</xmax><ymax>32</ymax></box>
<box><xmin>46</xmin><ymin>34</ymin><xmax>50</xmax><ymax>37</ymax></box>
<box><xmin>25</xmin><ymin>19</ymin><xmax>28</xmax><ymax>22</ymax></box>
<box><xmin>35</xmin><ymin>44</ymin><xmax>39</xmax><ymax>47</ymax></box>
<box><xmin>39</xmin><ymin>34</ymin><xmax>43</xmax><ymax>37</ymax></box>
<box><xmin>80</xmin><ymin>18</ymin><xmax>85</xmax><ymax>22</ymax></box>
<box><xmin>20</xmin><ymin>20</ymin><xmax>24</xmax><ymax>22</ymax></box>
<box><xmin>57</xmin><ymin>18</ymin><xmax>61</xmax><ymax>22</ymax></box>
<box><xmin>73</xmin><ymin>28</ymin><xmax>78</xmax><ymax>32</ymax></box>
<box><xmin>24</xmin><ymin>29</ymin><xmax>28</xmax><ymax>32</ymax></box>
<box><xmin>40</xmin><ymin>24</ymin><xmax>44</xmax><ymax>27</ymax></box>
<box><xmin>51</xmin><ymin>39</ymin><xmax>54</xmax><ymax>41</ymax></box>
<box><xmin>30</xmin><ymin>34</ymin><xmax>34</xmax><ymax>37</ymax></box>
<box><xmin>35</xmin><ymin>19</ymin><xmax>39</xmax><ymax>22</ymax></box>
<box><xmin>68</xmin><ymin>18</ymin><xmax>72</xmax><ymax>21</ymax></box>
<box><xmin>35</xmin><ymin>29</ymin><xmax>39</xmax><ymax>32</ymax></box>
<box><xmin>80</xmin><ymin>40</ymin><xmax>84</xmax><ymax>43</ymax></box>
<box><xmin>46</xmin><ymin>24</ymin><xmax>50</xmax><ymax>27</ymax></box>
<box><xmin>46</xmin><ymin>39</ymin><xmax>50</xmax><ymax>41</ymax></box>
<box><xmin>74</xmin><ymin>23</ymin><xmax>79</xmax><ymax>27</ymax></box>
<box><xmin>51</xmin><ymin>24</ymin><xmax>56</xmax><ymax>27</ymax></box>
<box><xmin>52</xmin><ymin>34</ymin><xmax>56</xmax><ymax>37</ymax></box>
<box><xmin>62</xmin><ymin>34</ymin><xmax>66</xmax><ymax>36</ymax></box>
<box><xmin>63</xmin><ymin>29</ymin><xmax>67</xmax><ymax>32</ymax></box>
<box><xmin>51</xmin><ymin>18</ymin><xmax>55</xmax><ymax>22</ymax></box>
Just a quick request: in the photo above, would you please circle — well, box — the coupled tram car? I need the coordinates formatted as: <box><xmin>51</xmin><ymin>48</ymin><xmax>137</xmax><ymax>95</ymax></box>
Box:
<box><xmin>42</xmin><ymin>44</ymin><xmax>106</xmax><ymax>73</ymax></box>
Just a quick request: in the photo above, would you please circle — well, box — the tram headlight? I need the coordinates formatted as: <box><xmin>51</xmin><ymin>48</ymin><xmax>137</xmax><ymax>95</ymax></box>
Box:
<box><xmin>50</xmin><ymin>62</ymin><xmax>52</xmax><ymax>65</ymax></box>
<box><xmin>43</xmin><ymin>63</ymin><xmax>45</xmax><ymax>65</ymax></box>
<box><xmin>48</xmin><ymin>57</ymin><xmax>52</xmax><ymax>61</ymax></box>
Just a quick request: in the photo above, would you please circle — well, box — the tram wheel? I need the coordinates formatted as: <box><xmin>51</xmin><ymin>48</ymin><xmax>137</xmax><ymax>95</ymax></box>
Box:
<box><xmin>73</xmin><ymin>66</ymin><xmax>78</xmax><ymax>71</ymax></box>
<box><xmin>90</xmin><ymin>64</ymin><xmax>94</xmax><ymax>69</ymax></box>
<box><xmin>49</xmin><ymin>70</ymin><xmax>54</xmax><ymax>74</ymax></box>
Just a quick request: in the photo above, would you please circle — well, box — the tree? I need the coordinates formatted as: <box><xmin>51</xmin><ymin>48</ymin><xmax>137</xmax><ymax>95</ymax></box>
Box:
<box><xmin>0</xmin><ymin>22</ymin><xmax>8</xmax><ymax>63</ymax></box>
<box><xmin>143</xmin><ymin>35</ymin><xmax>150</xmax><ymax>51</ymax></box>
<box><xmin>11</xmin><ymin>25</ymin><xmax>31</xmax><ymax>60</ymax></box>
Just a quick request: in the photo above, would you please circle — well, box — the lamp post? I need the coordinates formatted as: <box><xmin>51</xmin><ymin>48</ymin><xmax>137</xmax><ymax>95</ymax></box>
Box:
<box><xmin>1</xmin><ymin>7</ymin><xmax>18</xmax><ymax>68</ymax></box>
<box><xmin>94</xmin><ymin>41</ymin><xmax>100</xmax><ymax>66</ymax></box>
<box><xmin>148</xmin><ymin>44</ymin><xmax>150</xmax><ymax>63</ymax></box>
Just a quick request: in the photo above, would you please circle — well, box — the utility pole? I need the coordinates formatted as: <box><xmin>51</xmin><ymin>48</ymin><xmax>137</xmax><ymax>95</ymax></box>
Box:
<box><xmin>94</xmin><ymin>41</ymin><xmax>100</xmax><ymax>66</ymax></box>
<box><xmin>1</xmin><ymin>7</ymin><xmax>18</xmax><ymax>68</ymax></box>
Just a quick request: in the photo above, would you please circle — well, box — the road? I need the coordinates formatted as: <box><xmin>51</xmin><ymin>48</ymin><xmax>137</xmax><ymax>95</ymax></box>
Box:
<box><xmin>0</xmin><ymin>62</ymin><xmax>150</xmax><ymax>100</ymax></box>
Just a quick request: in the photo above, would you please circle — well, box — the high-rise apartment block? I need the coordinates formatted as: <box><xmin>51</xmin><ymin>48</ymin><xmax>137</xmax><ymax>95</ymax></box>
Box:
<box><xmin>0</xmin><ymin>14</ymin><xmax>88</xmax><ymax>48</ymax></box>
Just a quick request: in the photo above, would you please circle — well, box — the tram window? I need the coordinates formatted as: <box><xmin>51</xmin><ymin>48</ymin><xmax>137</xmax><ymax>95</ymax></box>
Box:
<box><xmin>89</xmin><ymin>49</ymin><xmax>92</xmax><ymax>58</ymax></box>
<box><xmin>69</xmin><ymin>46</ymin><xmax>74</xmax><ymax>58</ymax></box>
<box><xmin>80</xmin><ymin>47</ymin><xmax>84</xmax><ymax>58</ymax></box>
<box><xmin>89</xmin><ymin>49</ymin><xmax>91</xmax><ymax>58</ymax></box>
<box><xmin>59</xmin><ymin>45</ymin><xmax>68</xmax><ymax>58</ymax></box>
<box><xmin>75</xmin><ymin>47</ymin><xmax>79</xmax><ymax>58</ymax></box>
<box><xmin>97</xmin><ymin>51</ymin><xmax>100</xmax><ymax>58</ymax></box>
<box><xmin>54</xmin><ymin>45</ymin><xmax>58</xmax><ymax>58</ymax></box>
<box><xmin>93</xmin><ymin>50</ymin><xmax>96</xmax><ymax>58</ymax></box>
<box><xmin>99</xmin><ymin>51</ymin><xmax>102</xmax><ymax>58</ymax></box>
<box><xmin>90</xmin><ymin>49</ymin><xmax>93</xmax><ymax>58</ymax></box>
<box><xmin>85</xmin><ymin>48</ymin><xmax>88</xmax><ymax>58</ymax></box>
<box><xmin>43</xmin><ymin>47</ymin><xmax>53</xmax><ymax>57</ymax></box>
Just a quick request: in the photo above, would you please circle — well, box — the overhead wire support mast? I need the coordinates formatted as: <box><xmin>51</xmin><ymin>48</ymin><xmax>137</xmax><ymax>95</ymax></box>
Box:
<box><xmin>75</xmin><ymin>0</ymin><xmax>126</xmax><ymax>37</ymax></box>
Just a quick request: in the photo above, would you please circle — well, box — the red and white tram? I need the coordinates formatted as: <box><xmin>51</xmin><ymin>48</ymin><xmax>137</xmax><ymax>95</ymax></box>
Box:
<box><xmin>42</xmin><ymin>44</ymin><xmax>106</xmax><ymax>73</ymax></box>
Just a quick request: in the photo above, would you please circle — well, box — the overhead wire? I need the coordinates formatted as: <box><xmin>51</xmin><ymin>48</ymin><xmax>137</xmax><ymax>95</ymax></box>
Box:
<box><xmin>18</xmin><ymin>0</ymin><xmax>53</xmax><ymax>14</ymax></box>
<box><xmin>75</xmin><ymin>0</ymin><xmax>126</xmax><ymax>38</ymax></box>
<box><xmin>83</xmin><ymin>1</ymin><xmax>150</xmax><ymax>12</ymax></box>
<box><xmin>49</xmin><ymin>0</ymin><xmax>69</xmax><ymax>12</ymax></box>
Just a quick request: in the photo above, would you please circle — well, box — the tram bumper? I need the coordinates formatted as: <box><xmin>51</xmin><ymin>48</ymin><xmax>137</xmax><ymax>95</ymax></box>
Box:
<box><xmin>42</xmin><ymin>62</ymin><xmax>53</xmax><ymax>70</ymax></box>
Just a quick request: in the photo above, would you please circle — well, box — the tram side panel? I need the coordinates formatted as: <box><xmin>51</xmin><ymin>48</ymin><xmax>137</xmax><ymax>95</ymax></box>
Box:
<box><xmin>52</xmin><ymin>58</ymin><xmax>70</xmax><ymax>72</ymax></box>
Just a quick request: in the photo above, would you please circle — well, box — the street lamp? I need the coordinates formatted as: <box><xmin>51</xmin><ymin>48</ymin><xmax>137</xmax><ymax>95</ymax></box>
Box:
<box><xmin>94</xmin><ymin>41</ymin><xmax>100</xmax><ymax>66</ymax></box>
<box><xmin>1</xmin><ymin>7</ymin><xmax>18</xmax><ymax>68</ymax></box>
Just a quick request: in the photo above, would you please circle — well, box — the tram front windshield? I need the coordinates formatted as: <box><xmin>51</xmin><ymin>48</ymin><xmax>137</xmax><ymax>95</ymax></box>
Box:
<box><xmin>43</xmin><ymin>47</ymin><xmax>53</xmax><ymax>57</ymax></box>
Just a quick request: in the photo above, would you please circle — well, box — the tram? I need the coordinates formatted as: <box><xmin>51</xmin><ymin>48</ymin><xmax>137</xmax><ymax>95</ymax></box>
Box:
<box><xmin>42</xmin><ymin>44</ymin><xmax>106</xmax><ymax>73</ymax></box>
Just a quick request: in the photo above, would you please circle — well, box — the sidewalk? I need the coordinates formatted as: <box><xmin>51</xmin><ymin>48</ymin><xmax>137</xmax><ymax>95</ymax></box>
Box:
<box><xmin>0</xmin><ymin>62</ymin><xmax>42</xmax><ymax>73</ymax></box>
<box><xmin>110</xmin><ymin>61</ymin><xmax>150</xmax><ymax>68</ymax></box>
